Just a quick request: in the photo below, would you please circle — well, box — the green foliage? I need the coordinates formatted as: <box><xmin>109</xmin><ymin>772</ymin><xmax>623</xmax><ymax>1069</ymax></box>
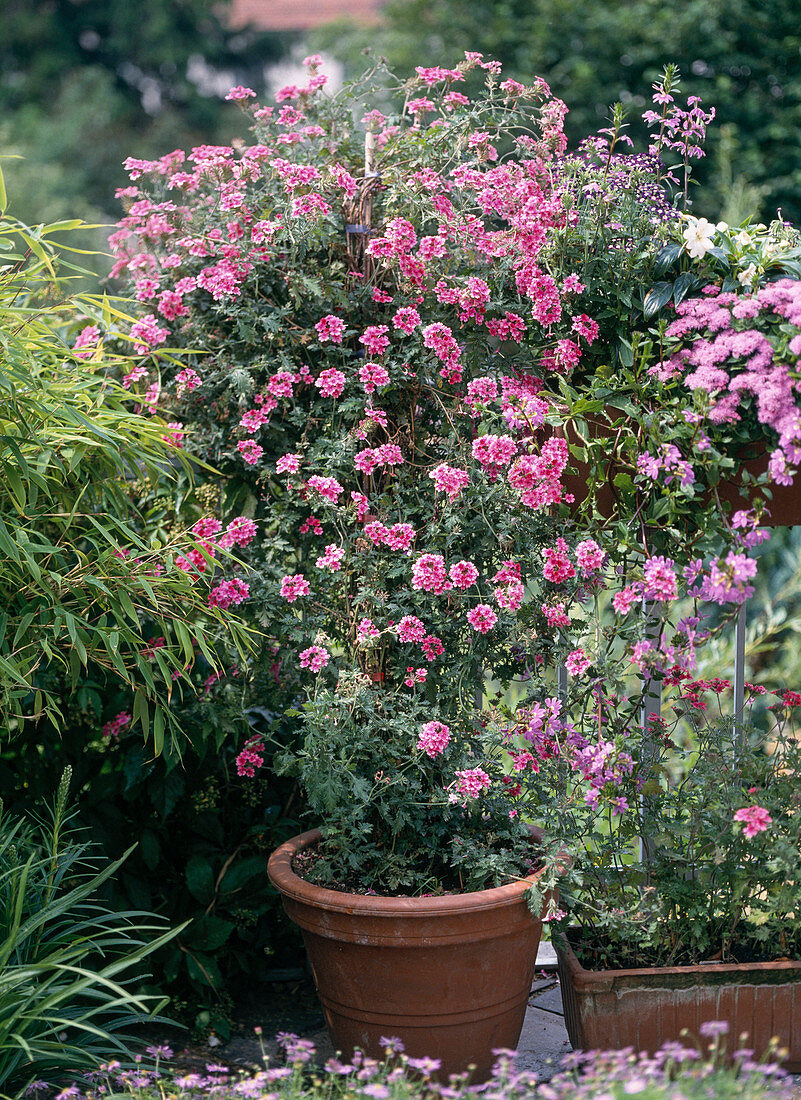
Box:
<box><xmin>0</xmin><ymin>768</ymin><xmax>177</xmax><ymax>1097</ymax></box>
<box><xmin>314</xmin><ymin>0</ymin><xmax>801</xmax><ymax>222</ymax></box>
<box><xmin>0</xmin><ymin>682</ymin><xmax>304</xmax><ymax>1027</ymax></box>
<box><xmin>0</xmin><ymin>194</ymin><xmax>252</xmax><ymax>741</ymax></box>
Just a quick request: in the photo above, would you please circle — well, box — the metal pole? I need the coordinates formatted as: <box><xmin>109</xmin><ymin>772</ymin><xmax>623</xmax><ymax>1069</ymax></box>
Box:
<box><xmin>639</xmin><ymin>601</ymin><xmax>662</xmax><ymax>865</ymax></box>
<box><xmin>733</xmin><ymin>601</ymin><xmax>747</xmax><ymax>749</ymax></box>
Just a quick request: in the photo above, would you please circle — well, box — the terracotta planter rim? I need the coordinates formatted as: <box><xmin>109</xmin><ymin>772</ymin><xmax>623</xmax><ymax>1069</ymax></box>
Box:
<box><xmin>556</xmin><ymin>929</ymin><xmax>801</xmax><ymax>982</ymax></box>
<box><xmin>268</xmin><ymin>828</ymin><xmax>543</xmax><ymax>917</ymax></box>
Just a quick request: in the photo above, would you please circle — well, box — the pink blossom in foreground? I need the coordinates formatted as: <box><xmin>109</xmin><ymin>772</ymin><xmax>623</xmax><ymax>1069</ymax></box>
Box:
<box><xmin>575</xmin><ymin>539</ymin><xmax>605</xmax><ymax>575</ymax></box>
<box><xmin>565</xmin><ymin>648</ymin><xmax>591</xmax><ymax>676</ymax></box>
<box><xmin>542</xmin><ymin>539</ymin><xmax>575</xmax><ymax>583</ymax></box>
<box><xmin>236</xmin><ymin>735</ymin><xmax>264</xmax><ymax>777</ymax></box>
<box><xmin>359</xmin><ymin>362</ymin><xmax>390</xmax><ymax>393</ymax></box>
<box><xmin>299</xmin><ymin>645</ymin><xmax>330</xmax><ymax>673</ymax></box>
<box><xmin>280</xmin><ymin>574</ymin><xmax>310</xmax><ymax>602</ymax></box>
<box><xmin>315</xmin><ymin>314</ymin><xmax>346</xmax><ymax>343</ymax></box>
<box><xmin>276</xmin><ymin>452</ymin><xmax>301</xmax><ymax>474</ymax></box>
<box><xmin>238</xmin><ymin>439</ymin><xmax>264</xmax><ymax>465</ymax></box>
<box><xmin>417</xmin><ymin>720</ymin><xmax>451</xmax><ymax>758</ymax></box>
<box><xmin>613</xmin><ymin>586</ymin><xmax>639</xmax><ymax>615</ymax></box>
<box><xmin>316</xmin><ymin>544</ymin><xmax>345</xmax><ymax>571</ymax></box>
<box><xmin>642</xmin><ymin>555</ymin><xmax>678</xmax><ymax>602</ymax></box>
<box><xmin>449</xmin><ymin>560</ymin><xmax>479</xmax><ymax>589</ymax></box>
<box><xmin>208</xmin><ymin>578</ymin><xmax>250</xmax><ymax>608</ymax></box>
<box><xmin>225</xmin><ymin>86</ymin><xmax>257</xmax><ymax>102</ymax></box>
<box><xmin>315</xmin><ymin>368</ymin><xmax>346</xmax><ymax>398</ymax></box>
<box><xmin>467</xmin><ymin>604</ymin><xmax>497</xmax><ymax>633</ymax></box>
<box><xmin>430</xmin><ymin>463</ymin><xmax>470</xmax><ymax>500</ymax></box>
<box><xmin>397</xmin><ymin>616</ymin><xmax>427</xmax><ymax>643</ymax></box>
<box><xmin>306</xmin><ymin>475</ymin><xmax>344</xmax><ymax>502</ymax></box>
<box><xmin>454</xmin><ymin>767</ymin><xmax>491</xmax><ymax>798</ymax></box>
<box><xmin>733</xmin><ymin>805</ymin><xmax>772</xmax><ymax>838</ymax></box>
<box><xmin>221</xmin><ymin>517</ymin><xmax>258</xmax><ymax>548</ymax></box>
<box><xmin>411</xmin><ymin>553</ymin><xmax>451</xmax><ymax>593</ymax></box>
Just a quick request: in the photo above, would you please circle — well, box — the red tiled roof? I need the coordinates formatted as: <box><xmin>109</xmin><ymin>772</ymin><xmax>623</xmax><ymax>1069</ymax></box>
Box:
<box><xmin>230</xmin><ymin>0</ymin><xmax>383</xmax><ymax>31</ymax></box>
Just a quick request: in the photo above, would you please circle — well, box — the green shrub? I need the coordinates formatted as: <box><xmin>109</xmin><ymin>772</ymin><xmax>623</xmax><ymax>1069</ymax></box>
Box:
<box><xmin>0</xmin><ymin>769</ymin><xmax>177</xmax><ymax>1097</ymax></box>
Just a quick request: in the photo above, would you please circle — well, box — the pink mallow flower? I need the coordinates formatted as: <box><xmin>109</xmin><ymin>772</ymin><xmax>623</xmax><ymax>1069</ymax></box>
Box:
<box><xmin>299</xmin><ymin>645</ymin><xmax>330</xmax><ymax>673</ymax></box>
<box><xmin>467</xmin><ymin>604</ymin><xmax>497</xmax><ymax>633</ymax></box>
<box><xmin>733</xmin><ymin>805</ymin><xmax>772</xmax><ymax>838</ymax></box>
<box><xmin>417</xmin><ymin>720</ymin><xmax>451</xmax><ymax>758</ymax></box>
<box><xmin>454</xmin><ymin>767</ymin><xmax>491</xmax><ymax>798</ymax></box>
<box><xmin>280</xmin><ymin>574</ymin><xmax>310</xmax><ymax>602</ymax></box>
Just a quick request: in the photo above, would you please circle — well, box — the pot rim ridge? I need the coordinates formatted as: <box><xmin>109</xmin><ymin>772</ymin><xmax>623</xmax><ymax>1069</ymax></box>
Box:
<box><xmin>268</xmin><ymin>828</ymin><xmax>544</xmax><ymax>917</ymax></box>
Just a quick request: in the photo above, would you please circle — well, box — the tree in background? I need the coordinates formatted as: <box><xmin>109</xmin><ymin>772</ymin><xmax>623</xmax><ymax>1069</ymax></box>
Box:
<box><xmin>313</xmin><ymin>0</ymin><xmax>801</xmax><ymax>223</ymax></box>
<box><xmin>0</xmin><ymin>0</ymin><xmax>292</xmax><ymax>228</ymax></box>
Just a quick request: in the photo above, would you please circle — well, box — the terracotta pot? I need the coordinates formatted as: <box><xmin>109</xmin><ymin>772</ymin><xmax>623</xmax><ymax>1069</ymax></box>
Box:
<box><xmin>555</xmin><ymin>932</ymin><xmax>801</xmax><ymax>1068</ymax></box>
<box><xmin>268</xmin><ymin>828</ymin><xmax>548</xmax><ymax>1080</ymax></box>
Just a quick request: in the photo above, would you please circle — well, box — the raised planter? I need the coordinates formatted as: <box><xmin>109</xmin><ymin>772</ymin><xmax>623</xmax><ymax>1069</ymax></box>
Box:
<box><xmin>555</xmin><ymin>932</ymin><xmax>801</xmax><ymax>1068</ymax></box>
<box><xmin>268</xmin><ymin>828</ymin><xmax>548</xmax><ymax>1080</ymax></box>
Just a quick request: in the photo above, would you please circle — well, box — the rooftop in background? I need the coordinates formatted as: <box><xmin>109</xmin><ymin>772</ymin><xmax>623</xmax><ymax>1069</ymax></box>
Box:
<box><xmin>230</xmin><ymin>0</ymin><xmax>383</xmax><ymax>31</ymax></box>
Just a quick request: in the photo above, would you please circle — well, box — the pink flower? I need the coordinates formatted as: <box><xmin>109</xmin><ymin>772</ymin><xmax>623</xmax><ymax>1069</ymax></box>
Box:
<box><xmin>102</xmin><ymin>711</ymin><xmax>131</xmax><ymax>740</ymax></box>
<box><xmin>236</xmin><ymin>735</ymin><xmax>264</xmax><ymax>777</ymax></box>
<box><xmin>73</xmin><ymin>324</ymin><xmax>101</xmax><ymax>358</ymax></box>
<box><xmin>299</xmin><ymin>645</ymin><xmax>330</xmax><ymax>673</ymax></box>
<box><xmin>208</xmin><ymin>578</ymin><xmax>250</xmax><ymax>608</ymax></box>
<box><xmin>307</xmin><ymin>475</ymin><xmax>344</xmax><ymax>502</ymax></box>
<box><xmin>565</xmin><ymin>648</ymin><xmax>591</xmax><ymax>676</ymax></box>
<box><xmin>315</xmin><ymin>368</ymin><xmax>346</xmax><ymax>398</ymax></box>
<box><xmin>129</xmin><ymin>313</ymin><xmax>170</xmax><ymax>353</ymax></box>
<box><xmin>472</xmin><ymin>434</ymin><xmax>518</xmax><ymax>470</ymax></box>
<box><xmin>449</xmin><ymin>560</ymin><xmax>479</xmax><ymax>589</ymax></box>
<box><xmin>276</xmin><ymin>453</ymin><xmax>302</xmax><ymax>474</ymax></box>
<box><xmin>359</xmin><ymin>325</ymin><xmax>390</xmax><ymax>356</ymax></box>
<box><xmin>733</xmin><ymin>805</ymin><xmax>772</xmax><ymax>839</ymax></box>
<box><xmin>542</xmin><ymin>539</ymin><xmax>575</xmax><ymax>583</ymax></box>
<box><xmin>613</xmin><ymin>586</ymin><xmax>639</xmax><ymax>615</ymax></box>
<box><xmin>494</xmin><ymin>580</ymin><xmax>525</xmax><ymax>611</ymax></box>
<box><xmin>176</xmin><ymin>368</ymin><xmax>201</xmax><ymax>395</ymax></box>
<box><xmin>316</xmin><ymin>544</ymin><xmax>345</xmax><ymax>571</ymax></box>
<box><xmin>397</xmin><ymin>616</ymin><xmax>427</xmax><ymax>643</ymax></box>
<box><xmin>315</xmin><ymin>314</ymin><xmax>346</xmax><ymax>343</ymax></box>
<box><xmin>417</xmin><ymin>720</ymin><xmax>451</xmax><ymax>758</ymax></box>
<box><xmin>225</xmin><ymin>85</ymin><xmax>257</xmax><ymax>101</ymax></box>
<box><xmin>193</xmin><ymin>517</ymin><xmax>223</xmax><ymax>539</ymax></box>
<box><xmin>575</xmin><ymin>539</ymin><xmax>605</xmax><ymax>575</ymax></box>
<box><xmin>420</xmin><ymin>634</ymin><xmax>444</xmax><ymax>661</ymax></box>
<box><xmin>221</xmin><ymin>517</ymin><xmax>258</xmax><ymax>548</ymax></box>
<box><xmin>280</xmin><ymin>574</ymin><xmax>310</xmax><ymax>602</ymax></box>
<box><xmin>542</xmin><ymin>603</ymin><xmax>570</xmax><ymax>628</ymax></box>
<box><xmin>385</xmin><ymin>523</ymin><xmax>416</xmax><ymax>551</ymax></box>
<box><xmin>411</xmin><ymin>553</ymin><xmax>451</xmax><ymax>593</ymax></box>
<box><xmin>392</xmin><ymin>306</ymin><xmax>422</xmax><ymax>334</ymax></box>
<box><xmin>454</xmin><ymin>767</ymin><xmax>491</xmax><ymax>798</ymax></box>
<box><xmin>359</xmin><ymin>362</ymin><xmax>390</xmax><ymax>393</ymax></box>
<box><xmin>467</xmin><ymin>604</ymin><xmax>497</xmax><ymax>633</ymax></box>
<box><xmin>238</xmin><ymin>439</ymin><xmax>264</xmax><ymax>465</ymax></box>
<box><xmin>430</xmin><ymin>463</ymin><xmax>470</xmax><ymax>500</ymax></box>
<box><xmin>357</xmin><ymin>618</ymin><xmax>380</xmax><ymax>642</ymax></box>
<box><xmin>642</xmin><ymin>556</ymin><xmax>678</xmax><ymax>602</ymax></box>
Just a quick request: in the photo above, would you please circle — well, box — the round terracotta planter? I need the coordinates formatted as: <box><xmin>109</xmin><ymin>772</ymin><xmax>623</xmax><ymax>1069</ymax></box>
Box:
<box><xmin>268</xmin><ymin>829</ymin><xmax>547</xmax><ymax>1080</ymax></box>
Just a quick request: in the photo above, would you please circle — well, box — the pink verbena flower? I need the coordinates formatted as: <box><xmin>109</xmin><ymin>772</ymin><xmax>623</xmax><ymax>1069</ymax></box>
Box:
<box><xmin>315</xmin><ymin>368</ymin><xmax>346</xmax><ymax>398</ymax></box>
<box><xmin>733</xmin><ymin>805</ymin><xmax>772</xmax><ymax>838</ymax></box>
<box><xmin>238</xmin><ymin>439</ymin><xmax>264</xmax><ymax>465</ymax></box>
<box><xmin>449</xmin><ymin>560</ymin><xmax>479</xmax><ymax>589</ymax></box>
<box><xmin>392</xmin><ymin>306</ymin><xmax>422</xmax><ymax>334</ymax></box>
<box><xmin>420</xmin><ymin>634</ymin><xmax>444</xmax><ymax>661</ymax></box>
<box><xmin>276</xmin><ymin>452</ymin><xmax>302</xmax><ymax>475</ymax></box>
<box><xmin>384</xmin><ymin>523</ymin><xmax>416</xmax><ymax>551</ymax></box>
<box><xmin>417</xmin><ymin>720</ymin><xmax>451</xmax><ymax>758</ymax></box>
<box><xmin>307</xmin><ymin>475</ymin><xmax>344</xmax><ymax>502</ymax></box>
<box><xmin>316</xmin><ymin>544</ymin><xmax>345</xmax><ymax>571</ymax></box>
<box><xmin>236</xmin><ymin>735</ymin><xmax>264</xmax><ymax>777</ymax></box>
<box><xmin>359</xmin><ymin>325</ymin><xmax>390</xmax><ymax>356</ymax></box>
<box><xmin>299</xmin><ymin>645</ymin><xmax>330</xmax><ymax>673</ymax></box>
<box><xmin>192</xmin><ymin>517</ymin><xmax>223</xmax><ymax>539</ymax></box>
<box><xmin>280</xmin><ymin>574</ymin><xmax>310</xmax><ymax>602</ymax></box>
<box><xmin>613</xmin><ymin>586</ymin><xmax>639</xmax><ymax>615</ymax></box>
<box><xmin>208</xmin><ymin>578</ymin><xmax>250</xmax><ymax>608</ymax></box>
<box><xmin>542</xmin><ymin>603</ymin><xmax>570</xmax><ymax>627</ymax></box>
<box><xmin>575</xmin><ymin>539</ymin><xmax>605</xmax><ymax>575</ymax></box>
<box><xmin>102</xmin><ymin>711</ymin><xmax>131</xmax><ymax>740</ymax></box>
<box><xmin>315</xmin><ymin>314</ymin><xmax>346</xmax><ymax>343</ymax></box>
<box><xmin>472</xmin><ymin>434</ymin><xmax>518</xmax><ymax>470</ymax></box>
<box><xmin>359</xmin><ymin>362</ymin><xmax>390</xmax><ymax>393</ymax></box>
<box><xmin>397</xmin><ymin>616</ymin><xmax>427</xmax><ymax>643</ymax></box>
<box><xmin>454</xmin><ymin>767</ymin><xmax>491</xmax><ymax>798</ymax></box>
<box><xmin>642</xmin><ymin>556</ymin><xmax>678</xmax><ymax>602</ymax></box>
<box><xmin>411</xmin><ymin>554</ymin><xmax>451</xmax><ymax>593</ymax></box>
<box><xmin>542</xmin><ymin>539</ymin><xmax>575</xmax><ymax>583</ymax></box>
<box><xmin>467</xmin><ymin>604</ymin><xmax>497</xmax><ymax>633</ymax></box>
<box><xmin>565</xmin><ymin>648</ymin><xmax>591</xmax><ymax>676</ymax></box>
<box><xmin>220</xmin><ymin>517</ymin><xmax>258</xmax><ymax>548</ymax></box>
<box><xmin>225</xmin><ymin>86</ymin><xmax>257</xmax><ymax>102</ymax></box>
<box><xmin>494</xmin><ymin>579</ymin><xmax>525</xmax><ymax>611</ymax></box>
<box><xmin>429</xmin><ymin>463</ymin><xmax>469</xmax><ymax>500</ymax></box>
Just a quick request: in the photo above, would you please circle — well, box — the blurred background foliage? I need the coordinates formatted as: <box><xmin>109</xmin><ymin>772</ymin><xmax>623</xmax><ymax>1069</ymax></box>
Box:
<box><xmin>2</xmin><ymin>0</ymin><xmax>801</xmax><ymax>1030</ymax></box>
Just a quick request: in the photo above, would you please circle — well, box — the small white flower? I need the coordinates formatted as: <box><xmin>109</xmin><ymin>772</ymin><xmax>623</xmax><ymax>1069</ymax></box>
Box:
<box><xmin>208</xmin><ymin>1034</ymin><xmax>222</xmax><ymax>1048</ymax></box>
<box><xmin>738</xmin><ymin>262</ymin><xmax>758</xmax><ymax>286</ymax></box>
<box><xmin>734</xmin><ymin>229</ymin><xmax>753</xmax><ymax>246</ymax></box>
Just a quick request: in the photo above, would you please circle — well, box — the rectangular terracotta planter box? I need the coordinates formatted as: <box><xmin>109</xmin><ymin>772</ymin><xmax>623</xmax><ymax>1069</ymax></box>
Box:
<box><xmin>555</xmin><ymin>932</ymin><xmax>801</xmax><ymax>1069</ymax></box>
